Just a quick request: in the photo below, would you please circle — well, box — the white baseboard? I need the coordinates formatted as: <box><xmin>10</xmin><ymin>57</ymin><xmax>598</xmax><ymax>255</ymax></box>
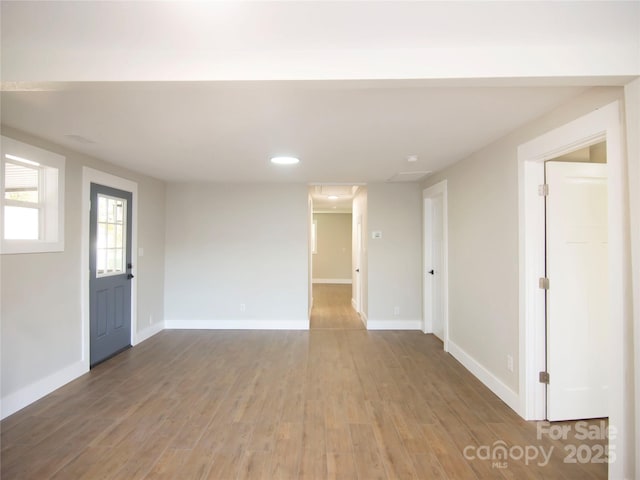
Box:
<box><xmin>312</xmin><ymin>278</ymin><xmax>352</xmax><ymax>284</ymax></box>
<box><xmin>1</xmin><ymin>360</ymin><xmax>88</xmax><ymax>420</ymax></box>
<box><xmin>164</xmin><ymin>319</ymin><xmax>309</xmax><ymax>330</ymax></box>
<box><xmin>360</xmin><ymin>311</ymin><xmax>368</xmax><ymax>327</ymax></box>
<box><xmin>366</xmin><ymin>319</ymin><xmax>422</xmax><ymax>330</ymax></box>
<box><xmin>134</xmin><ymin>321</ymin><xmax>165</xmax><ymax>345</ymax></box>
<box><xmin>447</xmin><ymin>340</ymin><xmax>520</xmax><ymax>414</ymax></box>
<box><xmin>351</xmin><ymin>298</ymin><xmax>357</xmax><ymax>310</ymax></box>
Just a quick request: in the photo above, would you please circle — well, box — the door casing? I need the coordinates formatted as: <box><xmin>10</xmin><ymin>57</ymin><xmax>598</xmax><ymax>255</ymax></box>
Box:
<box><xmin>81</xmin><ymin>167</ymin><xmax>138</xmax><ymax>370</ymax></box>
<box><xmin>354</xmin><ymin>215</ymin><xmax>363</xmax><ymax>314</ymax></box>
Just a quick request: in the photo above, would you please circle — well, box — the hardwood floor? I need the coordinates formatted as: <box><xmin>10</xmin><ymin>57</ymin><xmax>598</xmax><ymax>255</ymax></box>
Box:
<box><xmin>310</xmin><ymin>284</ymin><xmax>364</xmax><ymax>330</ymax></box>
<box><xmin>1</xmin><ymin>289</ymin><xmax>607</xmax><ymax>479</ymax></box>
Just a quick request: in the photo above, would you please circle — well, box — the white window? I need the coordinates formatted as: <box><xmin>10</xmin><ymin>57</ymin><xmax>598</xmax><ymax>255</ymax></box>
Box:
<box><xmin>1</xmin><ymin>136</ymin><xmax>65</xmax><ymax>254</ymax></box>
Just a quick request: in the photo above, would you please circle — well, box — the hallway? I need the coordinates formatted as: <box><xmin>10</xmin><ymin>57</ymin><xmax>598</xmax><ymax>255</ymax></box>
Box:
<box><xmin>310</xmin><ymin>284</ymin><xmax>364</xmax><ymax>330</ymax></box>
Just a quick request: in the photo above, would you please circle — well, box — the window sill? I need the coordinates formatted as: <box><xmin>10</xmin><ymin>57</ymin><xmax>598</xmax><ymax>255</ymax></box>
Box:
<box><xmin>1</xmin><ymin>239</ymin><xmax>64</xmax><ymax>255</ymax></box>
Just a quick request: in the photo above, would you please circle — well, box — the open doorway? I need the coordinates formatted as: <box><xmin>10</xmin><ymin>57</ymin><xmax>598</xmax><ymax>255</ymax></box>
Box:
<box><xmin>309</xmin><ymin>185</ymin><xmax>366</xmax><ymax>329</ymax></box>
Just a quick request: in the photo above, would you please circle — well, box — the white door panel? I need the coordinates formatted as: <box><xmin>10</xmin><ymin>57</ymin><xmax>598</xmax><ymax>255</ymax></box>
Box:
<box><xmin>431</xmin><ymin>195</ymin><xmax>444</xmax><ymax>340</ymax></box>
<box><xmin>546</xmin><ymin>161</ymin><xmax>608</xmax><ymax>421</ymax></box>
<box><xmin>424</xmin><ymin>187</ymin><xmax>446</xmax><ymax>343</ymax></box>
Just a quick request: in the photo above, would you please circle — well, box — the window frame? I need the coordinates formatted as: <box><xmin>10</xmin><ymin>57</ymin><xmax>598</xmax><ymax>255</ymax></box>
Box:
<box><xmin>1</xmin><ymin>136</ymin><xmax>65</xmax><ymax>254</ymax></box>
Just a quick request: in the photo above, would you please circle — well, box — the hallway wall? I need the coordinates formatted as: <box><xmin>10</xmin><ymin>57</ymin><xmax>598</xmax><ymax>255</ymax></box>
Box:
<box><xmin>312</xmin><ymin>213</ymin><xmax>352</xmax><ymax>283</ymax></box>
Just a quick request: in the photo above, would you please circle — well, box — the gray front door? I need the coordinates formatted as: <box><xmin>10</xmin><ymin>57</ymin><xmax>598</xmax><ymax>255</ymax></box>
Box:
<box><xmin>90</xmin><ymin>183</ymin><xmax>133</xmax><ymax>366</ymax></box>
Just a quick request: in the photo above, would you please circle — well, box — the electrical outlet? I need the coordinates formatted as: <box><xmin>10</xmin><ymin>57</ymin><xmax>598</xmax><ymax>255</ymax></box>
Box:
<box><xmin>240</xmin><ymin>304</ymin><xmax>246</xmax><ymax>313</ymax></box>
<box><xmin>393</xmin><ymin>306</ymin><xmax>400</xmax><ymax>316</ymax></box>
<box><xmin>507</xmin><ymin>355</ymin><xmax>514</xmax><ymax>372</ymax></box>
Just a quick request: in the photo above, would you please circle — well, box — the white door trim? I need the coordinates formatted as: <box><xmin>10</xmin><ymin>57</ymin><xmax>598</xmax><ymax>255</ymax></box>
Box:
<box><xmin>81</xmin><ymin>167</ymin><xmax>139</xmax><ymax>370</ymax></box>
<box><xmin>355</xmin><ymin>214</ymin><xmax>363</xmax><ymax>314</ymax></box>
<box><xmin>517</xmin><ymin>101</ymin><xmax>623</xmax><ymax>436</ymax></box>
<box><xmin>423</xmin><ymin>180</ymin><xmax>449</xmax><ymax>351</ymax></box>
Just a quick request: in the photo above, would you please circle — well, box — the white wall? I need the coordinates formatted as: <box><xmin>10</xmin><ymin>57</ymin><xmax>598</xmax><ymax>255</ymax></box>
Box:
<box><xmin>312</xmin><ymin>213</ymin><xmax>352</xmax><ymax>282</ymax></box>
<box><xmin>0</xmin><ymin>126</ymin><xmax>166</xmax><ymax>418</ymax></box>
<box><xmin>164</xmin><ymin>183</ymin><xmax>309</xmax><ymax>329</ymax></box>
<box><xmin>367</xmin><ymin>183</ymin><xmax>423</xmax><ymax>329</ymax></box>
<box><xmin>422</xmin><ymin>87</ymin><xmax>625</xmax><ymax>396</ymax></box>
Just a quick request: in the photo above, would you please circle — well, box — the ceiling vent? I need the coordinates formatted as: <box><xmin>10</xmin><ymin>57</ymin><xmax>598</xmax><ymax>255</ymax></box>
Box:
<box><xmin>386</xmin><ymin>171</ymin><xmax>432</xmax><ymax>183</ymax></box>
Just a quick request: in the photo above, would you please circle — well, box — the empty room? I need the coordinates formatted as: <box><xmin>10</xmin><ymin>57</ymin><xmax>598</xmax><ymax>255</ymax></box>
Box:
<box><xmin>1</xmin><ymin>2</ymin><xmax>639</xmax><ymax>479</ymax></box>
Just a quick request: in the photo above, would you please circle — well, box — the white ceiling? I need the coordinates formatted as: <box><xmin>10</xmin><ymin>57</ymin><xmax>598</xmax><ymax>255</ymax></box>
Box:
<box><xmin>1</xmin><ymin>2</ymin><xmax>638</xmax><ymax>184</ymax></box>
<box><xmin>1</xmin><ymin>82</ymin><xmax>589</xmax><ymax>183</ymax></box>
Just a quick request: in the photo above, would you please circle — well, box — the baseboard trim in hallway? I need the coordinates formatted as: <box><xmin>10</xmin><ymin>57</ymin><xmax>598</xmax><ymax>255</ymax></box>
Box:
<box><xmin>448</xmin><ymin>339</ymin><xmax>521</xmax><ymax>415</ymax></box>
<box><xmin>312</xmin><ymin>278</ymin><xmax>352</xmax><ymax>284</ymax></box>
<box><xmin>366</xmin><ymin>319</ymin><xmax>422</xmax><ymax>330</ymax></box>
<box><xmin>1</xmin><ymin>360</ymin><xmax>87</xmax><ymax>420</ymax></box>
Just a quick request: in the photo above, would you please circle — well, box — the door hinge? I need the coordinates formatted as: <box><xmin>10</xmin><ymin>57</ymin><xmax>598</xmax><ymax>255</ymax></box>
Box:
<box><xmin>539</xmin><ymin>371</ymin><xmax>550</xmax><ymax>384</ymax></box>
<box><xmin>538</xmin><ymin>184</ymin><xmax>549</xmax><ymax>196</ymax></box>
<box><xmin>538</xmin><ymin>277</ymin><xmax>549</xmax><ymax>290</ymax></box>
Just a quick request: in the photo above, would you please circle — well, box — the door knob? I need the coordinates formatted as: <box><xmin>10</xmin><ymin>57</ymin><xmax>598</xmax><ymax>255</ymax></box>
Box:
<box><xmin>127</xmin><ymin>273</ymin><xmax>135</xmax><ymax>280</ymax></box>
<box><xmin>356</xmin><ymin>268</ymin><xmax>360</xmax><ymax>273</ymax></box>
<box><xmin>428</xmin><ymin>269</ymin><xmax>435</xmax><ymax>275</ymax></box>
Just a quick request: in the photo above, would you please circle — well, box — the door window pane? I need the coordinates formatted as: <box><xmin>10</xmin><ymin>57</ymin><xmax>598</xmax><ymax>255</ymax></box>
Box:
<box><xmin>96</xmin><ymin>195</ymin><xmax>127</xmax><ymax>276</ymax></box>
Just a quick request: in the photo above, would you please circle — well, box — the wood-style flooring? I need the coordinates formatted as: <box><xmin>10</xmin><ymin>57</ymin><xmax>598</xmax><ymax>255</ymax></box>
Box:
<box><xmin>310</xmin><ymin>284</ymin><xmax>364</xmax><ymax>330</ymax></box>
<box><xmin>1</xmin><ymin>285</ymin><xmax>607</xmax><ymax>479</ymax></box>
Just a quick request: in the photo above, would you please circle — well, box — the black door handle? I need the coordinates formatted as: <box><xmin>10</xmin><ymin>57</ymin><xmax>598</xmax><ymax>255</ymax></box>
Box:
<box><xmin>127</xmin><ymin>273</ymin><xmax>134</xmax><ymax>280</ymax></box>
<box><xmin>428</xmin><ymin>269</ymin><xmax>435</xmax><ymax>275</ymax></box>
<box><xmin>356</xmin><ymin>268</ymin><xmax>360</xmax><ymax>273</ymax></box>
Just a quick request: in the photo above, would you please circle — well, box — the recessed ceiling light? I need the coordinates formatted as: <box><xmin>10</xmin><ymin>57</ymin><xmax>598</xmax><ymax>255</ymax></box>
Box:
<box><xmin>270</xmin><ymin>156</ymin><xmax>300</xmax><ymax>165</ymax></box>
<box><xmin>328</xmin><ymin>195</ymin><xmax>339</xmax><ymax>200</ymax></box>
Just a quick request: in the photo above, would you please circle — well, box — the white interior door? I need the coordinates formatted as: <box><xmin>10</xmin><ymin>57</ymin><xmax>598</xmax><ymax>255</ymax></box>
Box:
<box><xmin>546</xmin><ymin>161</ymin><xmax>609</xmax><ymax>421</ymax></box>
<box><xmin>423</xmin><ymin>182</ymin><xmax>447</xmax><ymax>346</ymax></box>
<box><xmin>430</xmin><ymin>195</ymin><xmax>445</xmax><ymax>340</ymax></box>
<box><xmin>355</xmin><ymin>217</ymin><xmax>362</xmax><ymax>313</ymax></box>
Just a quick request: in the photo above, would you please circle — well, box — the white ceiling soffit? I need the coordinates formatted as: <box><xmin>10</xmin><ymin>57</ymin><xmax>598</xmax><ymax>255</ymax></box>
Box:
<box><xmin>386</xmin><ymin>171</ymin><xmax>432</xmax><ymax>183</ymax></box>
<box><xmin>314</xmin><ymin>185</ymin><xmax>355</xmax><ymax>197</ymax></box>
<box><xmin>1</xmin><ymin>1</ymin><xmax>639</xmax><ymax>82</ymax></box>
